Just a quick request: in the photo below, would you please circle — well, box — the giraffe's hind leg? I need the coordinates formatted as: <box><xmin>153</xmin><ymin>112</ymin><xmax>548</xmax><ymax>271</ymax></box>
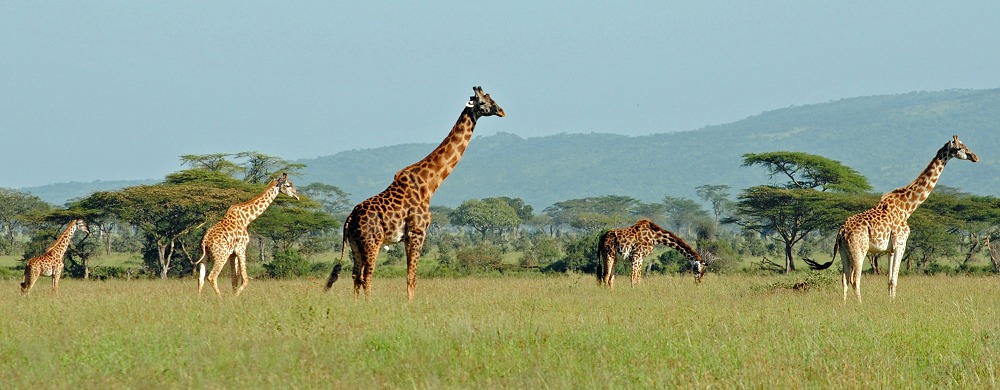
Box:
<box><xmin>206</xmin><ymin>252</ymin><xmax>233</xmax><ymax>297</ymax></box>
<box><xmin>21</xmin><ymin>265</ymin><xmax>39</xmax><ymax>295</ymax></box>
<box><xmin>351</xmin><ymin>242</ymin><xmax>380</xmax><ymax>299</ymax></box>
<box><xmin>600</xmin><ymin>253</ymin><xmax>616</xmax><ymax>288</ymax></box>
<box><xmin>361</xmin><ymin>244</ymin><xmax>380</xmax><ymax>298</ymax></box>
<box><xmin>233</xmin><ymin>251</ymin><xmax>250</xmax><ymax>296</ymax></box>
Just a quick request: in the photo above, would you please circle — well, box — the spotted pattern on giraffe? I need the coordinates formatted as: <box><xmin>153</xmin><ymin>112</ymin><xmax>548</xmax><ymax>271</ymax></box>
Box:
<box><xmin>326</xmin><ymin>86</ymin><xmax>505</xmax><ymax>301</ymax></box>
<box><xmin>807</xmin><ymin>135</ymin><xmax>979</xmax><ymax>302</ymax></box>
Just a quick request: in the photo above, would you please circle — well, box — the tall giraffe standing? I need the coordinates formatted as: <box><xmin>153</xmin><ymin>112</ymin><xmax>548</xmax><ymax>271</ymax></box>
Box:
<box><xmin>597</xmin><ymin>219</ymin><xmax>706</xmax><ymax>288</ymax></box>
<box><xmin>806</xmin><ymin>135</ymin><xmax>978</xmax><ymax>302</ymax></box>
<box><xmin>326</xmin><ymin>86</ymin><xmax>505</xmax><ymax>300</ymax></box>
<box><xmin>20</xmin><ymin>219</ymin><xmax>89</xmax><ymax>294</ymax></box>
<box><xmin>194</xmin><ymin>173</ymin><xmax>299</xmax><ymax>296</ymax></box>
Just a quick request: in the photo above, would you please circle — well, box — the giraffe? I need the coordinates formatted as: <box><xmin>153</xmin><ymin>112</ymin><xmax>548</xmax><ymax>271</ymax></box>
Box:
<box><xmin>325</xmin><ymin>86</ymin><xmax>505</xmax><ymax>300</ymax></box>
<box><xmin>194</xmin><ymin>173</ymin><xmax>299</xmax><ymax>296</ymax></box>
<box><xmin>20</xmin><ymin>219</ymin><xmax>89</xmax><ymax>294</ymax></box>
<box><xmin>806</xmin><ymin>135</ymin><xmax>978</xmax><ymax>302</ymax></box>
<box><xmin>597</xmin><ymin>219</ymin><xmax>706</xmax><ymax>288</ymax></box>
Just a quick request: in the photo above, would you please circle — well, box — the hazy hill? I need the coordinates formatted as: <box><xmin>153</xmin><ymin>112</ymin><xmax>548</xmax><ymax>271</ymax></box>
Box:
<box><xmin>21</xmin><ymin>179</ymin><xmax>158</xmax><ymax>206</ymax></box>
<box><xmin>21</xmin><ymin>89</ymin><xmax>1000</xmax><ymax>208</ymax></box>
<box><xmin>299</xmin><ymin>89</ymin><xmax>1000</xmax><ymax>208</ymax></box>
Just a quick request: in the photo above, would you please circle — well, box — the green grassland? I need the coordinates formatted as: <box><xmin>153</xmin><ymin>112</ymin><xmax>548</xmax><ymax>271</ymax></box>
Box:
<box><xmin>2</xmin><ymin>272</ymin><xmax>999</xmax><ymax>388</ymax></box>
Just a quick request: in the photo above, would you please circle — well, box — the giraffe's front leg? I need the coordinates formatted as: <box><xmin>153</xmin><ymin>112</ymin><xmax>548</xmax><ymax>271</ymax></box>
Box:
<box><xmin>405</xmin><ymin>225</ymin><xmax>427</xmax><ymax>302</ymax></box>
<box><xmin>630</xmin><ymin>256</ymin><xmax>644</xmax><ymax>287</ymax></box>
<box><xmin>630</xmin><ymin>248</ymin><xmax>652</xmax><ymax>287</ymax></box>
<box><xmin>887</xmin><ymin>228</ymin><xmax>910</xmax><ymax>300</ymax></box>
<box><xmin>52</xmin><ymin>266</ymin><xmax>63</xmax><ymax>295</ymax></box>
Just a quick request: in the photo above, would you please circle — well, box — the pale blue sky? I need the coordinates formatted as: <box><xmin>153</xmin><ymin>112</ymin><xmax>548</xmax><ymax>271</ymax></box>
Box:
<box><xmin>2</xmin><ymin>2</ymin><xmax>999</xmax><ymax>187</ymax></box>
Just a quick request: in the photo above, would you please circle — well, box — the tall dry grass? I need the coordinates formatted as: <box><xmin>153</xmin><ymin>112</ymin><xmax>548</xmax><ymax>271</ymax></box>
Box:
<box><xmin>1</xmin><ymin>273</ymin><xmax>998</xmax><ymax>388</ymax></box>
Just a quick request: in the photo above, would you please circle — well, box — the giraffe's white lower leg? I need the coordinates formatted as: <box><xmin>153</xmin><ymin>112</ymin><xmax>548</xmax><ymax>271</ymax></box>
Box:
<box><xmin>841</xmin><ymin>273</ymin><xmax>848</xmax><ymax>301</ymax></box>
<box><xmin>197</xmin><ymin>263</ymin><xmax>206</xmax><ymax>294</ymax></box>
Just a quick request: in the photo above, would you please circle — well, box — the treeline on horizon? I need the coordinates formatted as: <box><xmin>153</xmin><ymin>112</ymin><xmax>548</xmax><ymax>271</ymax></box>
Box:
<box><xmin>2</xmin><ymin>148</ymin><xmax>999</xmax><ymax>284</ymax></box>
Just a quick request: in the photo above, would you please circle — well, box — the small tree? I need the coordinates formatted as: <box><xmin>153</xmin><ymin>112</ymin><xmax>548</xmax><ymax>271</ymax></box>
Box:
<box><xmin>0</xmin><ymin>188</ymin><xmax>51</xmax><ymax>255</ymax></box>
<box><xmin>731</xmin><ymin>152</ymin><xmax>872</xmax><ymax>273</ymax></box>
<box><xmin>451</xmin><ymin>198</ymin><xmax>522</xmax><ymax>241</ymax></box>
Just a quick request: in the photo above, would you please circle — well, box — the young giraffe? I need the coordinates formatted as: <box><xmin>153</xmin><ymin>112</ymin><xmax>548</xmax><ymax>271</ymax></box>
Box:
<box><xmin>326</xmin><ymin>86</ymin><xmax>505</xmax><ymax>300</ymax></box>
<box><xmin>20</xmin><ymin>219</ymin><xmax>89</xmax><ymax>294</ymax></box>
<box><xmin>194</xmin><ymin>173</ymin><xmax>299</xmax><ymax>296</ymax></box>
<box><xmin>597</xmin><ymin>219</ymin><xmax>706</xmax><ymax>288</ymax></box>
<box><xmin>807</xmin><ymin>135</ymin><xmax>978</xmax><ymax>302</ymax></box>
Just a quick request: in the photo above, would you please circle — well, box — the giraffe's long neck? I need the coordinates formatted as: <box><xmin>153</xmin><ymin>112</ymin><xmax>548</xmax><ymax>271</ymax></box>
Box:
<box><xmin>45</xmin><ymin>221</ymin><xmax>79</xmax><ymax>258</ymax></box>
<box><xmin>404</xmin><ymin>106</ymin><xmax>478</xmax><ymax>195</ymax></box>
<box><xmin>896</xmin><ymin>150</ymin><xmax>950</xmax><ymax>215</ymax></box>
<box><xmin>230</xmin><ymin>181</ymin><xmax>281</xmax><ymax>227</ymax></box>
<box><xmin>648</xmin><ymin>223</ymin><xmax>703</xmax><ymax>264</ymax></box>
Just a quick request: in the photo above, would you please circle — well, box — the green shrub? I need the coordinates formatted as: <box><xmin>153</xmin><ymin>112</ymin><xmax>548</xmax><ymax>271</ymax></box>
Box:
<box><xmin>263</xmin><ymin>250</ymin><xmax>312</xmax><ymax>278</ymax></box>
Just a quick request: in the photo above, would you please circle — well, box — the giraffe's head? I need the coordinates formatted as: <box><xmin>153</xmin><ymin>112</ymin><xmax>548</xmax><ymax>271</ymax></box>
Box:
<box><xmin>74</xmin><ymin>219</ymin><xmax>90</xmax><ymax>234</ymax></box>
<box><xmin>467</xmin><ymin>86</ymin><xmax>505</xmax><ymax>119</ymax></box>
<box><xmin>276</xmin><ymin>173</ymin><xmax>300</xmax><ymax>200</ymax></box>
<box><xmin>942</xmin><ymin>135</ymin><xmax>979</xmax><ymax>163</ymax></box>
<box><xmin>691</xmin><ymin>259</ymin><xmax>707</xmax><ymax>284</ymax></box>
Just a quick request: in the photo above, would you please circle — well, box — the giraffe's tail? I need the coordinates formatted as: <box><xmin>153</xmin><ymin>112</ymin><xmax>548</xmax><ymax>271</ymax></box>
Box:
<box><xmin>325</xmin><ymin>229</ymin><xmax>348</xmax><ymax>291</ymax></box>
<box><xmin>805</xmin><ymin>237</ymin><xmax>838</xmax><ymax>270</ymax></box>
<box><xmin>595</xmin><ymin>231</ymin><xmax>609</xmax><ymax>285</ymax></box>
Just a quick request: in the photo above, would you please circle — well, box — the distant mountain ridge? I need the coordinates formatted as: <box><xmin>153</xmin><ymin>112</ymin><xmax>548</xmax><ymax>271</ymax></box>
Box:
<box><xmin>22</xmin><ymin>179</ymin><xmax>158</xmax><ymax>206</ymax></box>
<box><xmin>298</xmin><ymin>88</ymin><xmax>1000</xmax><ymax>208</ymax></box>
<box><xmin>22</xmin><ymin>89</ymin><xmax>1000</xmax><ymax>208</ymax></box>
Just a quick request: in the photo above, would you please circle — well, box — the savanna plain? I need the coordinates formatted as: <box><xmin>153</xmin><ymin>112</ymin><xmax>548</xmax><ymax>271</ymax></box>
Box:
<box><xmin>2</xmin><ymin>272</ymin><xmax>999</xmax><ymax>389</ymax></box>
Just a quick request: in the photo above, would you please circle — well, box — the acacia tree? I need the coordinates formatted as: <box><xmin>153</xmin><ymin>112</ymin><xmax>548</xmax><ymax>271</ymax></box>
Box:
<box><xmin>179</xmin><ymin>152</ymin><xmax>305</xmax><ymax>184</ymax></box>
<box><xmin>451</xmin><ymin>198</ymin><xmax>523</xmax><ymax>241</ymax></box>
<box><xmin>83</xmin><ymin>173</ymin><xmax>247</xmax><ymax>278</ymax></box>
<box><xmin>544</xmin><ymin>195</ymin><xmax>643</xmax><ymax>234</ymax></box>
<box><xmin>695</xmin><ymin>184</ymin><xmax>734</xmax><ymax>223</ymax></box>
<box><xmin>662</xmin><ymin>196</ymin><xmax>711</xmax><ymax>237</ymax></box>
<box><xmin>299</xmin><ymin>182</ymin><xmax>353</xmax><ymax>216</ymax></box>
<box><xmin>251</xmin><ymin>202</ymin><xmax>339</xmax><ymax>254</ymax></box>
<box><xmin>0</xmin><ymin>189</ymin><xmax>51</xmax><ymax>254</ymax></box>
<box><xmin>236</xmin><ymin>151</ymin><xmax>305</xmax><ymax>184</ymax></box>
<box><xmin>179</xmin><ymin>153</ymin><xmax>241</xmax><ymax>176</ymax></box>
<box><xmin>730</xmin><ymin>152</ymin><xmax>872</xmax><ymax>273</ymax></box>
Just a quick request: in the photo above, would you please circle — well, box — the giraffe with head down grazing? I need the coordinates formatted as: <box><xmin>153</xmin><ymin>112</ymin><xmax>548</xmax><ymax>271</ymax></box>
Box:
<box><xmin>20</xmin><ymin>219</ymin><xmax>89</xmax><ymax>295</ymax></box>
<box><xmin>806</xmin><ymin>135</ymin><xmax>979</xmax><ymax>302</ymax></box>
<box><xmin>597</xmin><ymin>219</ymin><xmax>706</xmax><ymax>288</ymax></box>
<box><xmin>326</xmin><ymin>86</ymin><xmax>505</xmax><ymax>301</ymax></box>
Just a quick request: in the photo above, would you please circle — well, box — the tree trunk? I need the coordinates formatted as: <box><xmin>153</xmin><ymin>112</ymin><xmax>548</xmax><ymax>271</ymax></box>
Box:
<box><xmin>784</xmin><ymin>243</ymin><xmax>795</xmax><ymax>273</ymax></box>
<box><xmin>963</xmin><ymin>233</ymin><xmax>981</xmax><ymax>266</ymax></box>
<box><xmin>158</xmin><ymin>241</ymin><xmax>172</xmax><ymax>279</ymax></box>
